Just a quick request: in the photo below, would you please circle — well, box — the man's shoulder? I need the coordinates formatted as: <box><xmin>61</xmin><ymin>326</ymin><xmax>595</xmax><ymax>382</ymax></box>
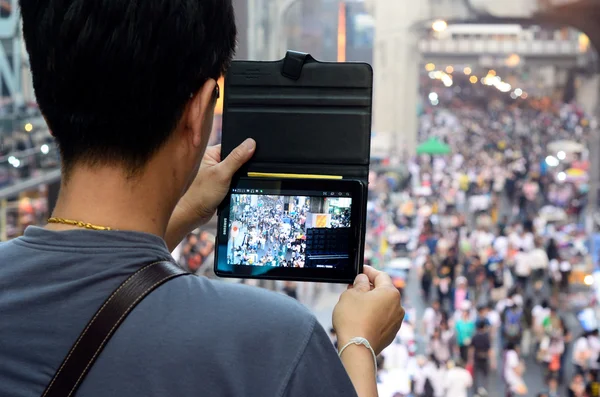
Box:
<box><xmin>85</xmin><ymin>276</ymin><xmax>326</xmax><ymax>396</ymax></box>
<box><xmin>161</xmin><ymin>275</ymin><xmax>317</xmax><ymax>330</ymax></box>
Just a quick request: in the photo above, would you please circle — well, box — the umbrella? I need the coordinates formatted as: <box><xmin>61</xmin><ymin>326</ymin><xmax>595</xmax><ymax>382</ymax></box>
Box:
<box><xmin>539</xmin><ymin>206</ymin><xmax>568</xmax><ymax>222</ymax></box>
<box><xmin>548</xmin><ymin>140</ymin><xmax>585</xmax><ymax>154</ymax></box>
<box><xmin>565</xmin><ymin>168</ymin><xmax>588</xmax><ymax>182</ymax></box>
<box><xmin>416</xmin><ymin>138</ymin><xmax>451</xmax><ymax>155</ymax></box>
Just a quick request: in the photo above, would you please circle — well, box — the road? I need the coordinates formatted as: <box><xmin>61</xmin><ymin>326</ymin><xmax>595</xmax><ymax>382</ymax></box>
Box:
<box><xmin>304</xmin><ymin>268</ymin><xmax>582</xmax><ymax>397</ymax></box>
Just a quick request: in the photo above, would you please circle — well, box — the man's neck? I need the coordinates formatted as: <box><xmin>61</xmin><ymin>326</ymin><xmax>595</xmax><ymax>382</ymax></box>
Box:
<box><xmin>48</xmin><ymin>165</ymin><xmax>180</xmax><ymax>237</ymax></box>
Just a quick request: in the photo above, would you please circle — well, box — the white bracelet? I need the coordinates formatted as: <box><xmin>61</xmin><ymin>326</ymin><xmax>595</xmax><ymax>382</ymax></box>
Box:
<box><xmin>338</xmin><ymin>337</ymin><xmax>378</xmax><ymax>377</ymax></box>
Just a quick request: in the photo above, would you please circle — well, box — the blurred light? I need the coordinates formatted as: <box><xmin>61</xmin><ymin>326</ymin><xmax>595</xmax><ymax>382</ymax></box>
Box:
<box><xmin>337</xmin><ymin>1</ymin><xmax>346</xmax><ymax>62</ymax></box>
<box><xmin>431</xmin><ymin>99</ymin><xmax>439</xmax><ymax>106</ymax></box>
<box><xmin>433</xmin><ymin>71</ymin><xmax>443</xmax><ymax>79</ymax></box>
<box><xmin>557</xmin><ymin>151</ymin><xmax>566</xmax><ymax>160</ymax></box>
<box><xmin>545</xmin><ymin>156</ymin><xmax>559</xmax><ymax>167</ymax></box>
<box><xmin>514</xmin><ymin>88</ymin><xmax>523</xmax><ymax>97</ymax></box>
<box><xmin>492</xmin><ymin>76</ymin><xmax>501</xmax><ymax>85</ymax></box>
<box><xmin>24</xmin><ymin>123</ymin><xmax>33</xmax><ymax>132</ymax></box>
<box><xmin>442</xmin><ymin>76</ymin><xmax>453</xmax><ymax>87</ymax></box>
<box><xmin>432</xmin><ymin>20</ymin><xmax>447</xmax><ymax>33</ymax></box>
<box><xmin>8</xmin><ymin>155</ymin><xmax>16</xmax><ymax>165</ymax></box>
<box><xmin>215</xmin><ymin>77</ymin><xmax>224</xmax><ymax>115</ymax></box>
<box><xmin>557</xmin><ymin>172</ymin><xmax>567</xmax><ymax>182</ymax></box>
<box><xmin>428</xmin><ymin>92</ymin><xmax>439</xmax><ymax>102</ymax></box>
<box><xmin>579</xmin><ymin>33</ymin><xmax>590</xmax><ymax>53</ymax></box>
<box><xmin>498</xmin><ymin>82</ymin><xmax>512</xmax><ymax>93</ymax></box>
<box><xmin>445</xmin><ymin>65</ymin><xmax>454</xmax><ymax>74</ymax></box>
<box><xmin>469</xmin><ymin>76</ymin><xmax>478</xmax><ymax>84</ymax></box>
<box><xmin>510</xmin><ymin>92</ymin><xmax>518</xmax><ymax>99</ymax></box>
<box><xmin>41</xmin><ymin>144</ymin><xmax>49</xmax><ymax>155</ymax></box>
<box><xmin>463</xmin><ymin>67</ymin><xmax>472</xmax><ymax>75</ymax></box>
<box><xmin>488</xmin><ymin>70</ymin><xmax>496</xmax><ymax>77</ymax></box>
<box><xmin>585</xmin><ymin>274</ymin><xmax>594</xmax><ymax>286</ymax></box>
<box><xmin>425</xmin><ymin>63</ymin><xmax>435</xmax><ymax>72</ymax></box>
<box><xmin>521</xmin><ymin>92</ymin><xmax>528</xmax><ymax>99</ymax></box>
<box><xmin>505</xmin><ymin>54</ymin><xmax>521</xmax><ymax>67</ymax></box>
<box><xmin>428</xmin><ymin>71</ymin><xmax>436</xmax><ymax>79</ymax></box>
<box><xmin>11</xmin><ymin>159</ymin><xmax>20</xmax><ymax>168</ymax></box>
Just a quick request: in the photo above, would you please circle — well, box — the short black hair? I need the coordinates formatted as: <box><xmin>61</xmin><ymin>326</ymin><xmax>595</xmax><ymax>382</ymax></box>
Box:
<box><xmin>20</xmin><ymin>0</ymin><xmax>236</xmax><ymax>174</ymax></box>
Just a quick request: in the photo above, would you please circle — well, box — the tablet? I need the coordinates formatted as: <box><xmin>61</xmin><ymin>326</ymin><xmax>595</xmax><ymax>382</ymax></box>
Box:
<box><xmin>215</xmin><ymin>178</ymin><xmax>364</xmax><ymax>283</ymax></box>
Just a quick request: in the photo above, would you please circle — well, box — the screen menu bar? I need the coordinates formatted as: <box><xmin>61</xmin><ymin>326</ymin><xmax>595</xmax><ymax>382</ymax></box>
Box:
<box><xmin>232</xmin><ymin>189</ymin><xmax>351</xmax><ymax>197</ymax></box>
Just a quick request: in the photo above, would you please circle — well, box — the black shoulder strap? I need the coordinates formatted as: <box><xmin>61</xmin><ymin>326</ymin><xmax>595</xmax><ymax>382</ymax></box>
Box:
<box><xmin>42</xmin><ymin>261</ymin><xmax>190</xmax><ymax>397</ymax></box>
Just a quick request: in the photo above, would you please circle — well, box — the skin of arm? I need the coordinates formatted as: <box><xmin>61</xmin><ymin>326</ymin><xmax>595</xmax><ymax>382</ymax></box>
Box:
<box><xmin>338</xmin><ymin>343</ymin><xmax>378</xmax><ymax>397</ymax></box>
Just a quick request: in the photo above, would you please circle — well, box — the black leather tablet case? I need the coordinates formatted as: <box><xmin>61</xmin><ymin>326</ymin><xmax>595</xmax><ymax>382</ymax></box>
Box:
<box><xmin>221</xmin><ymin>51</ymin><xmax>373</xmax><ymax>267</ymax></box>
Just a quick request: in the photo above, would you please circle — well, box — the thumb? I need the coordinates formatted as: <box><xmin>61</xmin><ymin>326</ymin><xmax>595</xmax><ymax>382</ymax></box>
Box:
<box><xmin>219</xmin><ymin>138</ymin><xmax>256</xmax><ymax>178</ymax></box>
<box><xmin>353</xmin><ymin>273</ymin><xmax>370</xmax><ymax>292</ymax></box>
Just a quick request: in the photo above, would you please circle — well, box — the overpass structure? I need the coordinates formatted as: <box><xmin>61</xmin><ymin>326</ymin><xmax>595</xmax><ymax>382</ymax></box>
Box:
<box><xmin>368</xmin><ymin>0</ymin><xmax>598</xmax><ymax>159</ymax></box>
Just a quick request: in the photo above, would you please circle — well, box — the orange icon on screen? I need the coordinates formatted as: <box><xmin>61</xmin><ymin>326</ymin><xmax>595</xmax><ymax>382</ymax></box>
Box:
<box><xmin>316</xmin><ymin>215</ymin><xmax>328</xmax><ymax>228</ymax></box>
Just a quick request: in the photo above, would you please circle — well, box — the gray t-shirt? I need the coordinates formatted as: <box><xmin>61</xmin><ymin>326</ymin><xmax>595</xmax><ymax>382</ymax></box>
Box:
<box><xmin>0</xmin><ymin>227</ymin><xmax>357</xmax><ymax>397</ymax></box>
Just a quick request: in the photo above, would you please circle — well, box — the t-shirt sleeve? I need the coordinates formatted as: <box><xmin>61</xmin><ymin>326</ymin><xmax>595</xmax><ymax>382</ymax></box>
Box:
<box><xmin>283</xmin><ymin>323</ymin><xmax>358</xmax><ymax>397</ymax></box>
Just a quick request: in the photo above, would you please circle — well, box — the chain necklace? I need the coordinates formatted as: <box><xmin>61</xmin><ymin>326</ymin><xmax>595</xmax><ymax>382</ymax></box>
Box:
<box><xmin>47</xmin><ymin>217</ymin><xmax>113</xmax><ymax>231</ymax></box>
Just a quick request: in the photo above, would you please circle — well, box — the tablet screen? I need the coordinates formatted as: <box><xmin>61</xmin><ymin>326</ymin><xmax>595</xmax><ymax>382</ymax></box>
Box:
<box><xmin>227</xmin><ymin>190</ymin><xmax>352</xmax><ymax>269</ymax></box>
<box><xmin>215</xmin><ymin>178</ymin><xmax>363</xmax><ymax>283</ymax></box>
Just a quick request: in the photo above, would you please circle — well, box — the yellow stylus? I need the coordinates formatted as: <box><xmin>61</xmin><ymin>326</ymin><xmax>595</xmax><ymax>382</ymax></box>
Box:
<box><xmin>247</xmin><ymin>172</ymin><xmax>343</xmax><ymax>180</ymax></box>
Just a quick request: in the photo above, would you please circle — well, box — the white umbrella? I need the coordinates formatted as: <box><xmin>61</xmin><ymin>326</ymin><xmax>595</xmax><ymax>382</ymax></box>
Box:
<box><xmin>548</xmin><ymin>140</ymin><xmax>585</xmax><ymax>154</ymax></box>
<box><xmin>539</xmin><ymin>205</ymin><xmax>568</xmax><ymax>222</ymax></box>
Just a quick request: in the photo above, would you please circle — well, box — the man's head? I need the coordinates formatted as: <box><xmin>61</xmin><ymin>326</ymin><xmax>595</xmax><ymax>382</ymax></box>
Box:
<box><xmin>20</xmin><ymin>0</ymin><xmax>236</xmax><ymax>182</ymax></box>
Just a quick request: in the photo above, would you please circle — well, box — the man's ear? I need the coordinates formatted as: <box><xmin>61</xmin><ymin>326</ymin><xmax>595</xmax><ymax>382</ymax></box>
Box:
<box><xmin>186</xmin><ymin>79</ymin><xmax>217</xmax><ymax>147</ymax></box>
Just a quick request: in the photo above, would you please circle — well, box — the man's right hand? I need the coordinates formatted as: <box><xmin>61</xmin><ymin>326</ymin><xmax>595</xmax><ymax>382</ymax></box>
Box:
<box><xmin>333</xmin><ymin>266</ymin><xmax>405</xmax><ymax>355</ymax></box>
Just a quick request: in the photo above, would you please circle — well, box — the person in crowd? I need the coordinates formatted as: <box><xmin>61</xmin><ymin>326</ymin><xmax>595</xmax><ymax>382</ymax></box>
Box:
<box><xmin>529</xmin><ymin>238</ymin><xmax>550</xmax><ymax>292</ymax></box>
<box><xmin>412</xmin><ymin>355</ymin><xmax>442</xmax><ymax>397</ymax></box>
<box><xmin>488</xmin><ymin>259</ymin><xmax>508</xmax><ymax>304</ymax></box>
<box><xmin>544</xmin><ymin>307</ymin><xmax>572</xmax><ymax>382</ymax></box>
<box><xmin>559</xmin><ymin>257</ymin><xmax>573</xmax><ymax>294</ymax></box>
<box><xmin>587</xmin><ymin>369</ymin><xmax>600</xmax><ymax>397</ymax></box>
<box><xmin>443</xmin><ymin>360</ymin><xmax>473</xmax><ymax>397</ymax></box>
<box><xmin>521</xmin><ymin>298</ymin><xmax>535</xmax><ymax>358</ymax></box>
<box><xmin>455</xmin><ymin>302</ymin><xmax>476</xmax><ymax>363</ymax></box>
<box><xmin>420</xmin><ymin>256</ymin><xmax>435</xmax><ymax>302</ymax></box>
<box><xmin>470</xmin><ymin>320</ymin><xmax>495</xmax><ymax>394</ymax></box>
<box><xmin>569</xmin><ymin>373</ymin><xmax>587</xmax><ymax>397</ymax></box>
<box><xmin>0</xmin><ymin>1</ymin><xmax>406</xmax><ymax>396</ymax></box>
<box><xmin>428</xmin><ymin>327</ymin><xmax>453</xmax><ymax>365</ymax></box>
<box><xmin>502</xmin><ymin>299</ymin><xmax>525</xmax><ymax>349</ymax></box>
<box><xmin>475</xmin><ymin>305</ymin><xmax>491</xmax><ymax>329</ymax></box>
<box><xmin>546</xmin><ymin>238</ymin><xmax>560</xmax><ymax>262</ymax></box>
<box><xmin>466</xmin><ymin>255</ymin><xmax>486</xmax><ymax>305</ymax></box>
<box><xmin>546</xmin><ymin>376</ymin><xmax>561</xmax><ymax>397</ymax></box>
<box><xmin>504</xmin><ymin>342</ymin><xmax>528</xmax><ymax>396</ymax></box>
<box><xmin>513</xmin><ymin>247</ymin><xmax>531</xmax><ymax>293</ymax></box>
<box><xmin>422</xmin><ymin>300</ymin><xmax>444</xmax><ymax>340</ymax></box>
<box><xmin>454</xmin><ymin>276</ymin><xmax>470</xmax><ymax>312</ymax></box>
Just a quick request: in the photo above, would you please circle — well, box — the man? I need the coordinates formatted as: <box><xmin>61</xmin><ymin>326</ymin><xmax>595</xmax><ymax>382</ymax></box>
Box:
<box><xmin>470</xmin><ymin>321</ymin><xmax>495</xmax><ymax>394</ymax></box>
<box><xmin>0</xmin><ymin>1</ymin><xmax>405</xmax><ymax>396</ymax></box>
<box><xmin>422</xmin><ymin>300</ymin><xmax>443</xmax><ymax>339</ymax></box>
<box><xmin>443</xmin><ymin>360</ymin><xmax>473</xmax><ymax>397</ymax></box>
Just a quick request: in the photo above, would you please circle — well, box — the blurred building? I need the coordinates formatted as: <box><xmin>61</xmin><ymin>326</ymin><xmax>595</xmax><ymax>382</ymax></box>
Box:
<box><xmin>369</xmin><ymin>0</ymin><xmax>596</xmax><ymax>159</ymax></box>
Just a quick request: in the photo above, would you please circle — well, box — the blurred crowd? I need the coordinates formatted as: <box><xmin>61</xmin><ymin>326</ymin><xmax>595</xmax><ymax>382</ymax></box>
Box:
<box><xmin>366</xmin><ymin>93</ymin><xmax>598</xmax><ymax>397</ymax></box>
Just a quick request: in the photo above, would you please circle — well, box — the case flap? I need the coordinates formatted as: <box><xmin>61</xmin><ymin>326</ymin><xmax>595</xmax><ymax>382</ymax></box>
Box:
<box><xmin>222</xmin><ymin>51</ymin><xmax>373</xmax><ymax>169</ymax></box>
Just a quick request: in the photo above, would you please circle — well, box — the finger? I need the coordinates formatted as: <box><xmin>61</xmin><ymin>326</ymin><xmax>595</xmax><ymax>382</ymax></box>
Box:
<box><xmin>363</xmin><ymin>265</ymin><xmax>394</xmax><ymax>288</ymax></box>
<box><xmin>218</xmin><ymin>139</ymin><xmax>256</xmax><ymax>178</ymax></box>
<box><xmin>207</xmin><ymin>144</ymin><xmax>222</xmax><ymax>162</ymax></box>
<box><xmin>352</xmin><ymin>273</ymin><xmax>370</xmax><ymax>292</ymax></box>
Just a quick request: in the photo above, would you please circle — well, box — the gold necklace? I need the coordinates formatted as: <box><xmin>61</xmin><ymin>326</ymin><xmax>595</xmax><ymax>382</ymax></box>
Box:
<box><xmin>47</xmin><ymin>217</ymin><xmax>113</xmax><ymax>231</ymax></box>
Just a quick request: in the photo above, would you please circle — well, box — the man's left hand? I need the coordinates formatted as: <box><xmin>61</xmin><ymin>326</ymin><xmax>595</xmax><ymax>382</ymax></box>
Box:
<box><xmin>165</xmin><ymin>139</ymin><xmax>255</xmax><ymax>250</ymax></box>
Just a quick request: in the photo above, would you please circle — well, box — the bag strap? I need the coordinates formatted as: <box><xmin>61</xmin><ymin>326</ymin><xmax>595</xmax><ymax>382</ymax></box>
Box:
<box><xmin>42</xmin><ymin>261</ymin><xmax>190</xmax><ymax>397</ymax></box>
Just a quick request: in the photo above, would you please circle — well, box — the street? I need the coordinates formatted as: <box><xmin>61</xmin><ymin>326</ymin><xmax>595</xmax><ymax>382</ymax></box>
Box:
<box><xmin>305</xmin><ymin>267</ymin><xmax>583</xmax><ymax>397</ymax></box>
